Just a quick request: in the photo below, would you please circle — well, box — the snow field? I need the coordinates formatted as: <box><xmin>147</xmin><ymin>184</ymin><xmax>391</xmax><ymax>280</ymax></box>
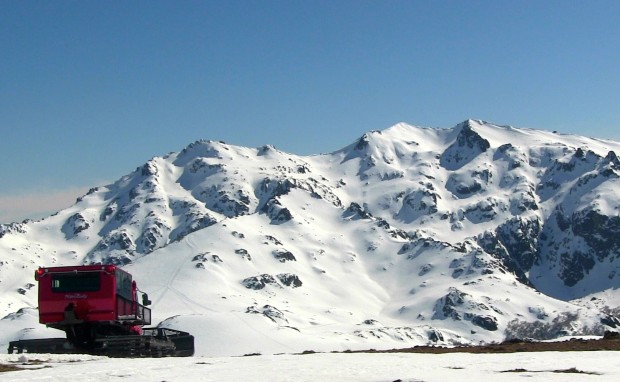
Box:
<box><xmin>1</xmin><ymin>351</ymin><xmax>619</xmax><ymax>381</ymax></box>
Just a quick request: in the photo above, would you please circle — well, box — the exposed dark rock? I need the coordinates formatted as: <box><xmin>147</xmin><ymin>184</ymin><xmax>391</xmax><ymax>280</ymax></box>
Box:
<box><xmin>263</xmin><ymin>235</ymin><xmax>283</xmax><ymax>245</ymax></box>
<box><xmin>553</xmin><ymin>205</ymin><xmax>571</xmax><ymax>231</ymax></box>
<box><xmin>273</xmin><ymin>250</ymin><xmax>296</xmax><ymax>263</ymax></box>
<box><xmin>559</xmin><ymin>251</ymin><xmax>596</xmax><ymax>287</ymax></box>
<box><xmin>97</xmin><ymin>253</ymin><xmax>133</xmax><ymax>266</ymax></box>
<box><xmin>509</xmin><ymin>190</ymin><xmax>539</xmax><ymax>214</ymax></box>
<box><xmin>174</xmin><ymin>140</ymin><xmax>222</xmax><ymax>166</ymax></box>
<box><xmin>114</xmin><ymin>201</ymin><xmax>141</xmax><ymax>225</ymax></box>
<box><xmin>257</xmin><ymin>144</ymin><xmax>277</xmax><ymax>156</ymax></box>
<box><xmin>258</xmin><ymin>176</ymin><xmax>342</xmax><ymax>210</ymax></box>
<box><xmin>133</xmin><ymin>215</ymin><xmax>170</xmax><ymax>253</ymax></box>
<box><xmin>100</xmin><ymin>203</ymin><xmax>117</xmax><ymax>221</ymax></box>
<box><xmin>172</xmin><ymin>215</ymin><xmax>218</xmax><ymax>242</ymax></box>
<box><xmin>192</xmin><ymin>253</ymin><xmax>210</xmax><ymax>262</ymax></box>
<box><xmin>277</xmin><ymin>273</ymin><xmax>302</xmax><ymax>288</ymax></box>
<box><xmin>418</xmin><ymin>264</ymin><xmax>433</xmax><ymax>276</ymax></box>
<box><xmin>446</xmin><ymin>169</ymin><xmax>492</xmax><ymax>199</ymax></box>
<box><xmin>246</xmin><ymin>304</ymin><xmax>288</xmax><ymax>323</ymax></box>
<box><xmin>343</xmin><ymin>202</ymin><xmax>373</xmax><ymax>220</ymax></box>
<box><xmin>235</xmin><ymin>248</ymin><xmax>251</xmax><ymax>261</ymax></box>
<box><xmin>528</xmin><ymin>306</ymin><xmax>548</xmax><ymax>320</ymax></box>
<box><xmin>354</xmin><ymin>133</ymin><xmax>372</xmax><ymax>151</ymax></box>
<box><xmin>457</xmin><ymin>181</ymin><xmax>482</xmax><ymax>196</ymax></box>
<box><xmin>463</xmin><ymin>198</ymin><xmax>499</xmax><ymax>223</ymax></box>
<box><xmin>62</xmin><ymin>213</ymin><xmax>90</xmax><ymax>238</ymax></box>
<box><xmin>262</xmin><ymin>199</ymin><xmax>293</xmax><ymax>224</ymax></box>
<box><xmin>440</xmin><ymin>121</ymin><xmax>491</xmax><ymax>170</ymax></box>
<box><xmin>496</xmin><ymin>216</ymin><xmax>541</xmax><ymax>271</ymax></box>
<box><xmin>188</xmin><ymin>159</ymin><xmax>224</xmax><ymax>175</ymax></box>
<box><xmin>477</xmin><ymin>231</ymin><xmax>531</xmax><ymax>285</ymax></box>
<box><xmin>543</xmin><ymin>207</ymin><xmax>620</xmax><ymax>287</ymax></box>
<box><xmin>168</xmin><ymin>200</ymin><xmax>219</xmax><ymax>241</ymax></box>
<box><xmin>206</xmin><ymin>188</ymin><xmax>251</xmax><ymax>218</ymax></box>
<box><xmin>138</xmin><ymin>225</ymin><xmax>163</xmax><ymax>253</ymax></box>
<box><xmin>494</xmin><ymin>143</ymin><xmax>526</xmax><ymax>169</ymax></box>
<box><xmin>395</xmin><ymin>187</ymin><xmax>440</xmax><ymax>223</ymax></box>
<box><xmin>398</xmin><ymin>238</ymin><xmax>453</xmax><ymax>258</ymax></box>
<box><xmin>96</xmin><ymin>231</ymin><xmax>134</xmax><ymax>251</ymax></box>
<box><xmin>433</xmin><ymin>287</ymin><xmax>500</xmax><ymax>331</ymax></box>
<box><xmin>468</xmin><ymin>314</ymin><xmax>498</xmax><ymax>331</ymax></box>
<box><xmin>601</xmin><ymin>315</ymin><xmax>620</xmax><ymax>328</ymax></box>
<box><xmin>0</xmin><ymin>222</ymin><xmax>27</xmax><ymax>238</ymax></box>
<box><xmin>572</xmin><ymin>209</ymin><xmax>620</xmax><ymax>257</ymax></box>
<box><xmin>362</xmin><ymin>319</ymin><xmax>380</xmax><ymax>325</ymax></box>
<box><xmin>427</xmin><ymin>330</ymin><xmax>444</xmax><ymax>342</ymax></box>
<box><xmin>258</xmin><ymin>178</ymin><xmax>295</xmax><ymax>200</ymax></box>
<box><xmin>433</xmin><ymin>288</ymin><xmax>468</xmax><ymax>320</ymax></box>
<box><xmin>296</xmin><ymin>164</ymin><xmax>310</xmax><ymax>174</ymax></box>
<box><xmin>141</xmin><ymin>161</ymin><xmax>159</xmax><ymax>177</ymax></box>
<box><xmin>538</xmin><ymin>148</ymin><xmax>601</xmax><ymax>201</ymax></box>
<box><xmin>242</xmin><ymin>274</ymin><xmax>279</xmax><ymax>290</ymax></box>
<box><xmin>604</xmin><ymin>151</ymin><xmax>620</xmax><ymax>167</ymax></box>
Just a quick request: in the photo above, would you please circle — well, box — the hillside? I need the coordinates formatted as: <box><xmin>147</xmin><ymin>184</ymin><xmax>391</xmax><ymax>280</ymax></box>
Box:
<box><xmin>2</xmin><ymin>119</ymin><xmax>620</xmax><ymax>356</ymax></box>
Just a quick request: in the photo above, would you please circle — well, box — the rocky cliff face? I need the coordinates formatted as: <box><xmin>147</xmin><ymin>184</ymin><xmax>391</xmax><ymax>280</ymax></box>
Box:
<box><xmin>2</xmin><ymin>119</ymin><xmax>620</xmax><ymax>351</ymax></box>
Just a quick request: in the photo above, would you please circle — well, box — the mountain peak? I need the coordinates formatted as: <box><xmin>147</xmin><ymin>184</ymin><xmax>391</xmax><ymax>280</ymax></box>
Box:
<box><xmin>3</xmin><ymin>120</ymin><xmax>620</xmax><ymax>355</ymax></box>
<box><xmin>174</xmin><ymin>139</ymin><xmax>231</xmax><ymax>166</ymax></box>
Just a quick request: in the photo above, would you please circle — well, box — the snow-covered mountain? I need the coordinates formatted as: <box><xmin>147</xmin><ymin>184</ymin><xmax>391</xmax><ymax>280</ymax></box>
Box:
<box><xmin>2</xmin><ymin>119</ymin><xmax>620</xmax><ymax>356</ymax></box>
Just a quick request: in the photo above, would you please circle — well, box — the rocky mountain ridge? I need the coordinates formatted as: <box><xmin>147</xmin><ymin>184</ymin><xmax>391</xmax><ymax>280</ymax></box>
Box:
<box><xmin>2</xmin><ymin>119</ymin><xmax>620</xmax><ymax>355</ymax></box>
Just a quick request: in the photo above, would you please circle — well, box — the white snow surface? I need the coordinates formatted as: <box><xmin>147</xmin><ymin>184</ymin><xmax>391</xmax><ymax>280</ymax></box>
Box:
<box><xmin>1</xmin><ymin>351</ymin><xmax>619</xmax><ymax>381</ymax></box>
<box><xmin>2</xmin><ymin>119</ymin><xmax>620</xmax><ymax>356</ymax></box>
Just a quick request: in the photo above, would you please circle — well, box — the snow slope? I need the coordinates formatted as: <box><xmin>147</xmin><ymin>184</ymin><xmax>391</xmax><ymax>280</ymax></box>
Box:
<box><xmin>2</xmin><ymin>119</ymin><xmax>620</xmax><ymax>355</ymax></box>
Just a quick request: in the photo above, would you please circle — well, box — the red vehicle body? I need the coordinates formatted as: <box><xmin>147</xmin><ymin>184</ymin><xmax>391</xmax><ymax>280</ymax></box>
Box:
<box><xmin>35</xmin><ymin>265</ymin><xmax>151</xmax><ymax>343</ymax></box>
<box><xmin>9</xmin><ymin>264</ymin><xmax>194</xmax><ymax>357</ymax></box>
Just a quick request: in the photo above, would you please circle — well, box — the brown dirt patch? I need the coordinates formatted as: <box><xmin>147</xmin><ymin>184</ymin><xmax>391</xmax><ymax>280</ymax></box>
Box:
<box><xmin>0</xmin><ymin>364</ymin><xmax>22</xmax><ymax>373</ymax></box>
<box><xmin>501</xmin><ymin>367</ymin><xmax>600</xmax><ymax>375</ymax></box>
<box><xmin>347</xmin><ymin>332</ymin><xmax>620</xmax><ymax>354</ymax></box>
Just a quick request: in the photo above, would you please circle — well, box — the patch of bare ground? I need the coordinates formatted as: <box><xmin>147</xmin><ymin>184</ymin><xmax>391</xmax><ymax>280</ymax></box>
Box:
<box><xmin>501</xmin><ymin>367</ymin><xmax>600</xmax><ymax>375</ymax></box>
<box><xmin>0</xmin><ymin>364</ymin><xmax>22</xmax><ymax>373</ymax></box>
<box><xmin>346</xmin><ymin>331</ymin><xmax>620</xmax><ymax>354</ymax></box>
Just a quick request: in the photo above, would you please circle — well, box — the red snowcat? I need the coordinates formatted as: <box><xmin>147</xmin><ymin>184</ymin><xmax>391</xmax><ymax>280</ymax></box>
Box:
<box><xmin>8</xmin><ymin>265</ymin><xmax>194</xmax><ymax>357</ymax></box>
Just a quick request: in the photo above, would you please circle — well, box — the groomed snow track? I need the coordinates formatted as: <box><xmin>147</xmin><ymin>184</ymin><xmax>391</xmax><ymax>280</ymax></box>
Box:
<box><xmin>8</xmin><ymin>328</ymin><xmax>194</xmax><ymax>358</ymax></box>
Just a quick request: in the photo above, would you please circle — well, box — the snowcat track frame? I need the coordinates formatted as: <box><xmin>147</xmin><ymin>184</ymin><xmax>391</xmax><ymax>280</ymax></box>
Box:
<box><xmin>8</xmin><ymin>328</ymin><xmax>194</xmax><ymax>358</ymax></box>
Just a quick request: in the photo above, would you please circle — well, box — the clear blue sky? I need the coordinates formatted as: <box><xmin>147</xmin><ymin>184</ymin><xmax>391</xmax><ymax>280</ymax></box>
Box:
<box><xmin>1</xmin><ymin>0</ymin><xmax>619</xmax><ymax>223</ymax></box>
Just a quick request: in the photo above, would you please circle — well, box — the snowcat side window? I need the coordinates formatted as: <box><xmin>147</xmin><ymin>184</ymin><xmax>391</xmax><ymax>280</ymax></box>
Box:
<box><xmin>115</xmin><ymin>269</ymin><xmax>133</xmax><ymax>300</ymax></box>
<box><xmin>51</xmin><ymin>272</ymin><xmax>101</xmax><ymax>293</ymax></box>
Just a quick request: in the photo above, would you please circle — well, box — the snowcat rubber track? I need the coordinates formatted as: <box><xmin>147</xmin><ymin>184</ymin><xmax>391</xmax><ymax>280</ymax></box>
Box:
<box><xmin>8</xmin><ymin>329</ymin><xmax>194</xmax><ymax>358</ymax></box>
<box><xmin>8</xmin><ymin>338</ymin><xmax>70</xmax><ymax>354</ymax></box>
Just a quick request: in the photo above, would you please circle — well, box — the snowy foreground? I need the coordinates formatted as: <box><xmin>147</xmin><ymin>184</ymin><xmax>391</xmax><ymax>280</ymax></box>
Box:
<box><xmin>1</xmin><ymin>351</ymin><xmax>620</xmax><ymax>381</ymax></box>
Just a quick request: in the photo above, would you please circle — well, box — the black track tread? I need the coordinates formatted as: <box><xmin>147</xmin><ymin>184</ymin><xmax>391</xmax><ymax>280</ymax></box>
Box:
<box><xmin>8</xmin><ymin>330</ymin><xmax>193</xmax><ymax>358</ymax></box>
